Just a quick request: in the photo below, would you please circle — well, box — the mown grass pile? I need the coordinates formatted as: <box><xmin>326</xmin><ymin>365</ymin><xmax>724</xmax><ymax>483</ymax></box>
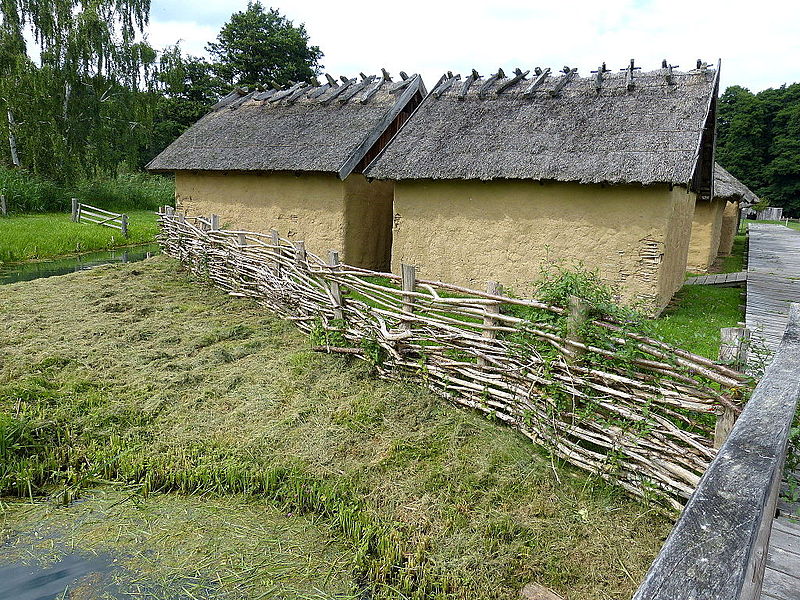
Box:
<box><xmin>0</xmin><ymin>210</ymin><xmax>159</xmax><ymax>263</ymax></box>
<box><xmin>0</xmin><ymin>256</ymin><xmax>671</xmax><ymax>600</ymax></box>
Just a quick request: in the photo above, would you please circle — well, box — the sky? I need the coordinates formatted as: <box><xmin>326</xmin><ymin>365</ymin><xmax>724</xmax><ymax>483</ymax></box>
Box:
<box><xmin>147</xmin><ymin>0</ymin><xmax>800</xmax><ymax>93</ymax></box>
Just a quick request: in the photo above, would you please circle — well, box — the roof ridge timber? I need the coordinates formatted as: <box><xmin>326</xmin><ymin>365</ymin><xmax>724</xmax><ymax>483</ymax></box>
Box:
<box><xmin>364</xmin><ymin>59</ymin><xmax>721</xmax><ymax>188</ymax></box>
<box><xmin>145</xmin><ymin>70</ymin><xmax>426</xmax><ymax>180</ymax></box>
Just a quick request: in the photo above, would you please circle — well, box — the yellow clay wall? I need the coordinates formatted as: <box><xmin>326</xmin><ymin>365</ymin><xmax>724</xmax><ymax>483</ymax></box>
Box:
<box><xmin>174</xmin><ymin>171</ymin><xmax>393</xmax><ymax>269</ymax></box>
<box><xmin>717</xmin><ymin>201</ymin><xmax>740</xmax><ymax>257</ymax></box>
<box><xmin>391</xmin><ymin>180</ymin><xmax>695</xmax><ymax>315</ymax></box>
<box><xmin>687</xmin><ymin>197</ymin><xmax>726</xmax><ymax>272</ymax></box>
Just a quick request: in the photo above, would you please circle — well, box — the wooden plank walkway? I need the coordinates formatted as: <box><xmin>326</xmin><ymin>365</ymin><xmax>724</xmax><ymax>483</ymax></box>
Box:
<box><xmin>747</xmin><ymin>224</ymin><xmax>800</xmax><ymax>353</ymax></box>
<box><xmin>684</xmin><ymin>271</ymin><xmax>747</xmax><ymax>286</ymax></box>
<box><xmin>748</xmin><ymin>224</ymin><xmax>800</xmax><ymax>600</ymax></box>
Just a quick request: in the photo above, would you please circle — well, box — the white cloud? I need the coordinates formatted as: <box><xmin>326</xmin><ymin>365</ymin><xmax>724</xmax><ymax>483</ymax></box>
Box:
<box><xmin>148</xmin><ymin>0</ymin><xmax>800</xmax><ymax>91</ymax></box>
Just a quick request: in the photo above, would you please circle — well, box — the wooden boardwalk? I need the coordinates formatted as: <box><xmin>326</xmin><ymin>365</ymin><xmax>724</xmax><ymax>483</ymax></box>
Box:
<box><xmin>763</xmin><ymin>467</ymin><xmax>800</xmax><ymax>600</ymax></box>
<box><xmin>748</xmin><ymin>224</ymin><xmax>800</xmax><ymax>600</ymax></box>
<box><xmin>684</xmin><ymin>271</ymin><xmax>747</xmax><ymax>287</ymax></box>
<box><xmin>747</xmin><ymin>224</ymin><xmax>800</xmax><ymax>353</ymax></box>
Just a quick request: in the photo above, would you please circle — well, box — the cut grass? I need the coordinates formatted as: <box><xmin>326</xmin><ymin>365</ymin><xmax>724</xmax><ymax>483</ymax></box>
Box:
<box><xmin>0</xmin><ymin>211</ymin><xmax>159</xmax><ymax>263</ymax></box>
<box><xmin>0</xmin><ymin>256</ymin><xmax>671</xmax><ymax>600</ymax></box>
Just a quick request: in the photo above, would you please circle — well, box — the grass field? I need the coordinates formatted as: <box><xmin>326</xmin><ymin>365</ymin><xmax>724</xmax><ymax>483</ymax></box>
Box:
<box><xmin>0</xmin><ymin>211</ymin><xmax>159</xmax><ymax>263</ymax></box>
<box><xmin>0</xmin><ymin>256</ymin><xmax>671</xmax><ymax>600</ymax></box>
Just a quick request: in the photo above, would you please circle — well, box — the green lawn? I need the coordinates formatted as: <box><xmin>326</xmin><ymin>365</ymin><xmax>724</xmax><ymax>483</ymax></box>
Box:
<box><xmin>0</xmin><ymin>210</ymin><xmax>159</xmax><ymax>263</ymax></box>
<box><xmin>742</xmin><ymin>218</ymin><xmax>800</xmax><ymax>232</ymax></box>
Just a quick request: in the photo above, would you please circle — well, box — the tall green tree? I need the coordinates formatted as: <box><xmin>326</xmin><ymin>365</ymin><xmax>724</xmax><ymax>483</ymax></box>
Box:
<box><xmin>206</xmin><ymin>2</ymin><xmax>323</xmax><ymax>88</ymax></box>
<box><xmin>0</xmin><ymin>0</ymin><xmax>157</xmax><ymax>182</ymax></box>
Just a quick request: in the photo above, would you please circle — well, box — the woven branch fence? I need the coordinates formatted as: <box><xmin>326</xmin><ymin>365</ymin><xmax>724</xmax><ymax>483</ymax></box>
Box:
<box><xmin>158</xmin><ymin>210</ymin><xmax>753</xmax><ymax>510</ymax></box>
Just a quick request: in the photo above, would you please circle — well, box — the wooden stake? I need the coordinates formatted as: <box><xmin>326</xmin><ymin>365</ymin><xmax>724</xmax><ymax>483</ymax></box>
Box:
<box><xmin>566</xmin><ymin>295</ymin><xmax>591</xmax><ymax>364</ymax></box>
<box><xmin>210</xmin><ymin>214</ymin><xmax>220</xmax><ymax>231</ymax></box>
<box><xmin>71</xmin><ymin>198</ymin><xmax>78</xmax><ymax>222</ymax></box>
<box><xmin>328</xmin><ymin>250</ymin><xmax>344</xmax><ymax>320</ymax></box>
<box><xmin>237</xmin><ymin>233</ymin><xmax>247</xmax><ymax>248</ymax></box>
<box><xmin>121</xmin><ymin>214</ymin><xmax>128</xmax><ymax>237</ymax></box>
<box><xmin>293</xmin><ymin>241</ymin><xmax>306</xmax><ymax>268</ymax></box>
<box><xmin>715</xmin><ymin>327</ymin><xmax>750</xmax><ymax>448</ymax></box>
<box><xmin>270</xmin><ymin>229</ymin><xmax>281</xmax><ymax>275</ymax></box>
<box><xmin>479</xmin><ymin>281</ymin><xmax>503</xmax><ymax>367</ymax></box>
<box><xmin>401</xmin><ymin>263</ymin><xmax>416</xmax><ymax>331</ymax></box>
<box><xmin>1</xmin><ymin>194</ymin><xmax>6</xmax><ymax>216</ymax></box>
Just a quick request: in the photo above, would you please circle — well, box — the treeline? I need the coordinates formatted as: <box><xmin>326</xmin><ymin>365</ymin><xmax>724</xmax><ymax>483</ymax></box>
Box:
<box><xmin>717</xmin><ymin>83</ymin><xmax>800</xmax><ymax>216</ymax></box>
<box><xmin>0</xmin><ymin>0</ymin><xmax>322</xmax><ymax>211</ymax></box>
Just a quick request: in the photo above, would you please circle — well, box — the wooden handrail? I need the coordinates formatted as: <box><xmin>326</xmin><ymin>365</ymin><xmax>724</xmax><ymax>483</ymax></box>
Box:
<box><xmin>633</xmin><ymin>303</ymin><xmax>800</xmax><ymax>600</ymax></box>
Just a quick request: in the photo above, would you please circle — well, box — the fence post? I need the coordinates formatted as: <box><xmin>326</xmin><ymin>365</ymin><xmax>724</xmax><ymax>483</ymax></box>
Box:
<box><xmin>210</xmin><ymin>214</ymin><xmax>219</xmax><ymax>231</ymax></box>
<box><xmin>293</xmin><ymin>241</ymin><xmax>306</xmax><ymax>269</ymax></box>
<box><xmin>121</xmin><ymin>214</ymin><xmax>128</xmax><ymax>238</ymax></box>
<box><xmin>566</xmin><ymin>295</ymin><xmax>590</xmax><ymax>364</ymax></box>
<box><xmin>1</xmin><ymin>194</ymin><xmax>6</xmax><ymax>216</ymax></box>
<box><xmin>401</xmin><ymin>263</ymin><xmax>416</xmax><ymax>331</ymax></box>
<box><xmin>166</xmin><ymin>206</ymin><xmax>175</xmax><ymax>216</ymax></box>
<box><xmin>714</xmin><ymin>326</ymin><xmax>750</xmax><ymax>448</ymax></box>
<box><xmin>478</xmin><ymin>281</ymin><xmax>503</xmax><ymax>367</ymax></box>
<box><xmin>71</xmin><ymin>198</ymin><xmax>78</xmax><ymax>222</ymax></box>
<box><xmin>237</xmin><ymin>233</ymin><xmax>247</xmax><ymax>248</ymax></box>
<box><xmin>328</xmin><ymin>250</ymin><xmax>344</xmax><ymax>320</ymax></box>
<box><xmin>270</xmin><ymin>229</ymin><xmax>282</xmax><ymax>276</ymax></box>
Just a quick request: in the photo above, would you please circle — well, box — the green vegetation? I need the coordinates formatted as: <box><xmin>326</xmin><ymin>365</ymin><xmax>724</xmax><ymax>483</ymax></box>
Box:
<box><xmin>717</xmin><ymin>83</ymin><xmax>800</xmax><ymax>216</ymax></box>
<box><xmin>0</xmin><ymin>211</ymin><xmax>159</xmax><ymax>263</ymax></box>
<box><xmin>0</xmin><ymin>167</ymin><xmax>174</xmax><ymax>214</ymax></box>
<box><xmin>647</xmin><ymin>286</ymin><xmax>743</xmax><ymax>359</ymax></box>
<box><xmin>743</xmin><ymin>218</ymin><xmax>800</xmax><ymax>232</ymax></box>
<box><xmin>719</xmin><ymin>234</ymin><xmax>747</xmax><ymax>274</ymax></box>
<box><xmin>0</xmin><ymin>256</ymin><xmax>671</xmax><ymax>600</ymax></box>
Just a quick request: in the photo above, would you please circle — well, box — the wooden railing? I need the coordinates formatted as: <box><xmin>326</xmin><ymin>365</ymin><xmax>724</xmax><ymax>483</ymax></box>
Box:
<box><xmin>157</xmin><ymin>208</ymin><xmax>755</xmax><ymax>510</ymax></box>
<box><xmin>72</xmin><ymin>198</ymin><xmax>128</xmax><ymax>236</ymax></box>
<box><xmin>633</xmin><ymin>303</ymin><xmax>800</xmax><ymax>599</ymax></box>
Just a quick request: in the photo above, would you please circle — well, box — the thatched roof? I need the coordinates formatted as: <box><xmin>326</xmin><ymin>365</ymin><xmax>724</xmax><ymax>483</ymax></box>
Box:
<box><xmin>365</xmin><ymin>62</ymin><xmax>719</xmax><ymax>187</ymax></box>
<box><xmin>147</xmin><ymin>72</ymin><xmax>426</xmax><ymax>179</ymax></box>
<box><xmin>714</xmin><ymin>163</ymin><xmax>759</xmax><ymax>204</ymax></box>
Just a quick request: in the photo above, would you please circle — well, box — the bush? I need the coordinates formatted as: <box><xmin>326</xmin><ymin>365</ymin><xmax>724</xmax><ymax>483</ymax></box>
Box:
<box><xmin>0</xmin><ymin>166</ymin><xmax>174</xmax><ymax>214</ymax></box>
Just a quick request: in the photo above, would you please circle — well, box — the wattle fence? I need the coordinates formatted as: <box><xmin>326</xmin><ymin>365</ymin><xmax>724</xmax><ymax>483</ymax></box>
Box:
<box><xmin>158</xmin><ymin>210</ymin><xmax>753</xmax><ymax>509</ymax></box>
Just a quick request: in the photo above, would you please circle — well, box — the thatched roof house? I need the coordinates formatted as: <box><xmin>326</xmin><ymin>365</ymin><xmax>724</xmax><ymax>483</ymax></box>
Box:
<box><xmin>147</xmin><ymin>71</ymin><xmax>426</xmax><ymax>269</ymax></box>
<box><xmin>713</xmin><ymin>163</ymin><xmax>759</xmax><ymax>257</ymax></box>
<box><xmin>364</xmin><ymin>61</ymin><xmax>719</xmax><ymax>313</ymax></box>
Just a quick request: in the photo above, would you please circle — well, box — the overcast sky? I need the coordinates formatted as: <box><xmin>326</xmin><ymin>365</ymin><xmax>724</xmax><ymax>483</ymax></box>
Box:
<box><xmin>147</xmin><ymin>0</ymin><xmax>799</xmax><ymax>93</ymax></box>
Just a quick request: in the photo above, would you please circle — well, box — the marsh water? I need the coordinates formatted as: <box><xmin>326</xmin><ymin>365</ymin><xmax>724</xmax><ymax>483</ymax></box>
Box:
<box><xmin>0</xmin><ymin>243</ymin><xmax>161</xmax><ymax>285</ymax></box>
<box><xmin>0</xmin><ymin>552</ymin><xmax>122</xmax><ymax>600</ymax></box>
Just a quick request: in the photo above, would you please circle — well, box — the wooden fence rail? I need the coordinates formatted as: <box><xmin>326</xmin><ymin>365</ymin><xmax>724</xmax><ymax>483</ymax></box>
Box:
<box><xmin>157</xmin><ymin>210</ymin><xmax>754</xmax><ymax>509</ymax></box>
<box><xmin>633</xmin><ymin>303</ymin><xmax>800</xmax><ymax>599</ymax></box>
<box><xmin>72</xmin><ymin>198</ymin><xmax>128</xmax><ymax>236</ymax></box>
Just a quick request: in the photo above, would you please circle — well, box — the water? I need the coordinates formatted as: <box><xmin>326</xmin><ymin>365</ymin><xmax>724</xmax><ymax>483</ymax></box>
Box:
<box><xmin>0</xmin><ymin>553</ymin><xmax>121</xmax><ymax>600</ymax></box>
<box><xmin>0</xmin><ymin>243</ymin><xmax>161</xmax><ymax>285</ymax></box>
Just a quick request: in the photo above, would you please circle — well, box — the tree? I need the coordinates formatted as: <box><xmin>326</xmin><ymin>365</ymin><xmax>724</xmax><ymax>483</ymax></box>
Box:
<box><xmin>206</xmin><ymin>2</ymin><xmax>323</xmax><ymax>89</ymax></box>
<box><xmin>0</xmin><ymin>0</ymin><xmax>157</xmax><ymax>181</ymax></box>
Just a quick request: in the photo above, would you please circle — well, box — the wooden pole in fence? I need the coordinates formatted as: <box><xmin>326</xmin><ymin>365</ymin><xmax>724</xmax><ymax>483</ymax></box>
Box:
<box><xmin>566</xmin><ymin>295</ymin><xmax>591</xmax><ymax>365</ymax></box>
<box><xmin>270</xmin><ymin>229</ymin><xmax>281</xmax><ymax>275</ymax></box>
<box><xmin>121</xmin><ymin>214</ymin><xmax>128</xmax><ymax>237</ymax></box>
<box><xmin>714</xmin><ymin>326</ymin><xmax>750</xmax><ymax>448</ymax></box>
<box><xmin>401</xmin><ymin>263</ymin><xmax>416</xmax><ymax>331</ymax></box>
<box><xmin>479</xmin><ymin>281</ymin><xmax>503</xmax><ymax>367</ymax></box>
<box><xmin>293</xmin><ymin>241</ymin><xmax>306</xmax><ymax>268</ymax></box>
<box><xmin>210</xmin><ymin>214</ymin><xmax>219</xmax><ymax>231</ymax></box>
<box><xmin>237</xmin><ymin>233</ymin><xmax>247</xmax><ymax>247</ymax></box>
<box><xmin>328</xmin><ymin>251</ymin><xmax>344</xmax><ymax>320</ymax></box>
<box><xmin>71</xmin><ymin>198</ymin><xmax>78</xmax><ymax>222</ymax></box>
<box><xmin>1</xmin><ymin>194</ymin><xmax>6</xmax><ymax>216</ymax></box>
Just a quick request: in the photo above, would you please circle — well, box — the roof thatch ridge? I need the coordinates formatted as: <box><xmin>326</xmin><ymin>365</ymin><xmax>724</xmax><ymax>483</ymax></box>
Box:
<box><xmin>364</xmin><ymin>60</ymin><xmax>720</xmax><ymax>187</ymax></box>
<box><xmin>146</xmin><ymin>70</ymin><xmax>426</xmax><ymax>180</ymax></box>
<box><xmin>714</xmin><ymin>163</ymin><xmax>759</xmax><ymax>204</ymax></box>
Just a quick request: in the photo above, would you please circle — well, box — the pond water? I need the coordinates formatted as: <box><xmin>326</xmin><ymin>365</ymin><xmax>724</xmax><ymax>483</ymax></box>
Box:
<box><xmin>0</xmin><ymin>552</ymin><xmax>122</xmax><ymax>600</ymax></box>
<box><xmin>0</xmin><ymin>243</ymin><xmax>161</xmax><ymax>285</ymax></box>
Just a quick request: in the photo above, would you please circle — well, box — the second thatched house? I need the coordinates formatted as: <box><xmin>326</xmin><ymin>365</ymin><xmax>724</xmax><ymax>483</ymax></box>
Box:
<box><xmin>364</xmin><ymin>61</ymin><xmax>719</xmax><ymax>314</ymax></box>
<box><xmin>147</xmin><ymin>71</ymin><xmax>426</xmax><ymax>270</ymax></box>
